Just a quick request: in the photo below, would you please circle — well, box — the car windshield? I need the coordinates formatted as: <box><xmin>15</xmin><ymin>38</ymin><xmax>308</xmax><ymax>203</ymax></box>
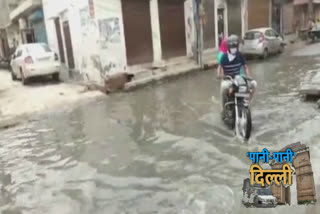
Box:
<box><xmin>245</xmin><ymin>31</ymin><xmax>261</xmax><ymax>40</ymax></box>
<box><xmin>27</xmin><ymin>44</ymin><xmax>51</xmax><ymax>56</ymax></box>
<box><xmin>257</xmin><ymin>188</ymin><xmax>273</xmax><ymax>195</ymax></box>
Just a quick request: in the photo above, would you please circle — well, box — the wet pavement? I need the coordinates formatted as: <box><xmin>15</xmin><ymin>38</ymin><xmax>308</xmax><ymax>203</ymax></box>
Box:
<box><xmin>1</xmin><ymin>46</ymin><xmax>320</xmax><ymax>214</ymax></box>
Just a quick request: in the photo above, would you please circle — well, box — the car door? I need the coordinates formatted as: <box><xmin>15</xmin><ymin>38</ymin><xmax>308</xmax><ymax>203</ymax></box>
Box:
<box><xmin>272</xmin><ymin>30</ymin><xmax>282</xmax><ymax>51</ymax></box>
<box><xmin>269</xmin><ymin>30</ymin><xmax>279</xmax><ymax>53</ymax></box>
<box><xmin>265</xmin><ymin>30</ymin><xmax>276</xmax><ymax>53</ymax></box>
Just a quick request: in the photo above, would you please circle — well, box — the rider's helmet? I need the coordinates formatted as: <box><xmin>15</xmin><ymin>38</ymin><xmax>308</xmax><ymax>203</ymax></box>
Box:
<box><xmin>227</xmin><ymin>35</ymin><xmax>240</xmax><ymax>54</ymax></box>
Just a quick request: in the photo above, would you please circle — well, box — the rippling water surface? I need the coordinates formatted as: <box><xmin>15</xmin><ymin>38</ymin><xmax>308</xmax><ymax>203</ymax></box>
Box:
<box><xmin>1</xmin><ymin>52</ymin><xmax>320</xmax><ymax>214</ymax></box>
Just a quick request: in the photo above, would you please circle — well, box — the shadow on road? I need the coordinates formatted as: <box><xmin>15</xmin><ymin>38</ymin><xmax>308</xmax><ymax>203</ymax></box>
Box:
<box><xmin>24</xmin><ymin>76</ymin><xmax>62</xmax><ymax>87</ymax></box>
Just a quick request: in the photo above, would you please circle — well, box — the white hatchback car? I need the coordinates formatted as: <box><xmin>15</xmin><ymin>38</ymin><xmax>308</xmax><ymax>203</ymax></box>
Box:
<box><xmin>241</xmin><ymin>28</ymin><xmax>286</xmax><ymax>59</ymax></box>
<box><xmin>10</xmin><ymin>43</ymin><xmax>61</xmax><ymax>84</ymax></box>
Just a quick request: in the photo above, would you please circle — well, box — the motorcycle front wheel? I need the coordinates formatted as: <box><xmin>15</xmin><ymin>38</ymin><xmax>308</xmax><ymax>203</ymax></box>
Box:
<box><xmin>238</xmin><ymin>106</ymin><xmax>252</xmax><ymax>141</ymax></box>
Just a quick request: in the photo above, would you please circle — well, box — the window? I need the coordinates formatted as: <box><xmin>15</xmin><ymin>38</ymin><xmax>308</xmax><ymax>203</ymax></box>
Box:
<box><xmin>266</xmin><ymin>30</ymin><xmax>276</xmax><ymax>37</ymax></box>
<box><xmin>41</xmin><ymin>44</ymin><xmax>51</xmax><ymax>52</ymax></box>
<box><xmin>265</xmin><ymin>30</ymin><xmax>271</xmax><ymax>37</ymax></box>
<box><xmin>26</xmin><ymin>44</ymin><xmax>52</xmax><ymax>57</ymax></box>
<box><xmin>257</xmin><ymin>188</ymin><xmax>273</xmax><ymax>196</ymax></box>
<box><xmin>244</xmin><ymin>31</ymin><xmax>262</xmax><ymax>40</ymax></box>
<box><xmin>269</xmin><ymin>30</ymin><xmax>276</xmax><ymax>37</ymax></box>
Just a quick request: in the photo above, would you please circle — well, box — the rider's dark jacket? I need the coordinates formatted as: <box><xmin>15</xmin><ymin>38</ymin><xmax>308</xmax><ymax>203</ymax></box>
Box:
<box><xmin>220</xmin><ymin>52</ymin><xmax>246</xmax><ymax>78</ymax></box>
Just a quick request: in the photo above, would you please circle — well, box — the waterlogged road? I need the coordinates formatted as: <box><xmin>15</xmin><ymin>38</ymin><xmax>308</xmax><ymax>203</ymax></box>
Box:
<box><xmin>1</xmin><ymin>45</ymin><xmax>320</xmax><ymax>214</ymax></box>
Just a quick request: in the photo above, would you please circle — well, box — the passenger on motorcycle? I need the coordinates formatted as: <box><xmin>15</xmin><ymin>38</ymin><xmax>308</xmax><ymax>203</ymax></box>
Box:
<box><xmin>217</xmin><ymin>35</ymin><xmax>257</xmax><ymax>110</ymax></box>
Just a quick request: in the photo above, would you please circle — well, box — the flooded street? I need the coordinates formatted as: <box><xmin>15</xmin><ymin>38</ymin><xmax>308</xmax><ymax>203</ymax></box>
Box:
<box><xmin>1</xmin><ymin>47</ymin><xmax>320</xmax><ymax>214</ymax></box>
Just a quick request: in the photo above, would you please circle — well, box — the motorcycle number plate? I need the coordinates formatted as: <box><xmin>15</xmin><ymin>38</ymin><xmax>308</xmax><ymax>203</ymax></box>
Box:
<box><xmin>235</xmin><ymin>93</ymin><xmax>250</xmax><ymax>98</ymax></box>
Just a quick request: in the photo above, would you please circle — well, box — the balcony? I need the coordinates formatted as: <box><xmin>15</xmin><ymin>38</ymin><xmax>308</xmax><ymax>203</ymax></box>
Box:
<box><xmin>9</xmin><ymin>0</ymin><xmax>42</xmax><ymax>21</ymax></box>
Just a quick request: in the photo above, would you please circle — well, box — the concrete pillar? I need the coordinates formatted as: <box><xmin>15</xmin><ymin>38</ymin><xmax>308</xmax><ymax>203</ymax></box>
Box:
<box><xmin>292</xmin><ymin>149</ymin><xmax>317</xmax><ymax>204</ymax></box>
<box><xmin>18</xmin><ymin>18</ymin><xmax>27</xmax><ymax>29</ymax></box>
<box><xmin>19</xmin><ymin>18</ymin><xmax>29</xmax><ymax>44</ymax></box>
<box><xmin>241</xmin><ymin>0</ymin><xmax>248</xmax><ymax>37</ymax></box>
<box><xmin>214</xmin><ymin>0</ymin><xmax>218</xmax><ymax>48</ymax></box>
<box><xmin>269</xmin><ymin>0</ymin><xmax>272</xmax><ymax>28</ymax></box>
<box><xmin>150</xmin><ymin>0</ymin><xmax>163</xmax><ymax>66</ymax></box>
<box><xmin>224</xmin><ymin>0</ymin><xmax>228</xmax><ymax>37</ymax></box>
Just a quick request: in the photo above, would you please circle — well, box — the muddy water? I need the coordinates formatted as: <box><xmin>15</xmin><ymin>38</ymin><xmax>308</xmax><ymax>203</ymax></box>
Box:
<box><xmin>1</xmin><ymin>50</ymin><xmax>320</xmax><ymax>214</ymax></box>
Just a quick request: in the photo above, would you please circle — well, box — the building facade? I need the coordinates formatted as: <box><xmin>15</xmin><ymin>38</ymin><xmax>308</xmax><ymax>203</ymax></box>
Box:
<box><xmin>1</xmin><ymin>0</ymin><xmax>282</xmax><ymax>81</ymax></box>
<box><xmin>0</xmin><ymin>0</ymin><xmax>11</xmax><ymax>59</ymax></box>
<box><xmin>3</xmin><ymin>0</ymin><xmax>48</xmax><ymax>56</ymax></box>
<box><xmin>43</xmin><ymin>0</ymin><xmax>201</xmax><ymax>83</ymax></box>
<box><xmin>293</xmin><ymin>0</ymin><xmax>320</xmax><ymax>31</ymax></box>
<box><xmin>35</xmin><ymin>0</ymin><xmax>280</xmax><ymax>84</ymax></box>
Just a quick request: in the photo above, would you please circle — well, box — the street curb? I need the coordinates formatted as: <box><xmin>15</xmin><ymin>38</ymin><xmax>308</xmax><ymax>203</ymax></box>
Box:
<box><xmin>124</xmin><ymin>61</ymin><xmax>218</xmax><ymax>92</ymax></box>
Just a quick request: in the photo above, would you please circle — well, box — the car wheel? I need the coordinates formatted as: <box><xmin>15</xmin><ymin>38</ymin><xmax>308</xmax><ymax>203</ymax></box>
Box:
<box><xmin>11</xmin><ymin>69</ymin><xmax>17</xmax><ymax>81</ymax></box>
<box><xmin>20</xmin><ymin>70</ymin><xmax>28</xmax><ymax>85</ymax></box>
<box><xmin>52</xmin><ymin>73</ymin><xmax>60</xmax><ymax>82</ymax></box>
<box><xmin>279</xmin><ymin>45</ymin><xmax>285</xmax><ymax>54</ymax></box>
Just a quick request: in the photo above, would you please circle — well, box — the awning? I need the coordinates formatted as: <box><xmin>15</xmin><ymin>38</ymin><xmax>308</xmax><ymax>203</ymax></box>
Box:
<box><xmin>9</xmin><ymin>0</ymin><xmax>41</xmax><ymax>21</ymax></box>
<box><xmin>294</xmin><ymin>0</ymin><xmax>320</xmax><ymax>5</ymax></box>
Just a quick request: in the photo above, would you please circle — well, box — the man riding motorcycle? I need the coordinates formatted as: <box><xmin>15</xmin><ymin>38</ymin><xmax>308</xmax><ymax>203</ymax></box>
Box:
<box><xmin>217</xmin><ymin>35</ymin><xmax>257</xmax><ymax>114</ymax></box>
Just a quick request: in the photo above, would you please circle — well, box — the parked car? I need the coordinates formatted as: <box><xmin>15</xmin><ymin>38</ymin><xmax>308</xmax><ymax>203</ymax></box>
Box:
<box><xmin>242</xmin><ymin>178</ymin><xmax>277</xmax><ymax>208</ymax></box>
<box><xmin>10</xmin><ymin>43</ymin><xmax>61</xmax><ymax>84</ymax></box>
<box><xmin>240</xmin><ymin>28</ymin><xmax>286</xmax><ymax>59</ymax></box>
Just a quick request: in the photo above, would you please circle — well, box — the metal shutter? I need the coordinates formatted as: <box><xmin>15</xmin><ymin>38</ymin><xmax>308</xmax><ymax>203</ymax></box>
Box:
<box><xmin>122</xmin><ymin>0</ymin><xmax>154</xmax><ymax>65</ymax></box>
<box><xmin>203</xmin><ymin>0</ymin><xmax>216</xmax><ymax>49</ymax></box>
<box><xmin>227</xmin><ymin>0</ymin><xmax>242</xmax><ymax>36</ymax></box>
<box><xmin>248</xmin><ymin>0</ymin><xmax>270</xmax><ymax>29</ymax></box>
<box><xmin>283</xmin><ymin>2</ymin><xmax>294</xmax><ymax>34</ymax></box>
<box><xmin>159</xmin><ymin>0</ymin><xmax>187</xmax><ymax>59</ymax></box>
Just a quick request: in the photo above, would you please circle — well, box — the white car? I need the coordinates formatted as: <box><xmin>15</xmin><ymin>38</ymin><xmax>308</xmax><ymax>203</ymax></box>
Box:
<box><xmin>10</xmin><ymin>43</ymin><xmax>61</xmax><ymax>84</ymax></box>
<box><xmin>242</xmin><ymin>178</ymin><xmax>277</xmax><ymax>208</ymax></box>
<box><xmin>241</xmin><ymin>28</ymin><xmax>286</xmax><ymax>59</ymax></box>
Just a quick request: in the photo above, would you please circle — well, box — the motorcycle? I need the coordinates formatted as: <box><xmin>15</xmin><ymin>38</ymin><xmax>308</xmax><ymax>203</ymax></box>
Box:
<box><xmin>222</xmin><ymin>75</ymin><xmax>252</xmax><ymax>141</ymax></box>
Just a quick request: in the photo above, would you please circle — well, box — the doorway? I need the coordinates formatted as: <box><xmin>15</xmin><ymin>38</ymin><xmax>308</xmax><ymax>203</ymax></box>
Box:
<box><xmin>272</xmin><ymin>1</ymin><xmax>281</xmax><ymax>34</ymax></box>
<box><xmin>121</xmin><ymin>0</ymin><xmax>154</xmax><ymax>65</ymax></box>
<box><xmin>62</xmin><ymin>21</ymin><xmax>75</xmax><ymax>69</ymax></box>
<box><xmin>217</xmin><ymin>8</ymin><xmax>225</xmax><ymax>46</ymax></box>
<box><xmin>203</xmin><ymin>0</ymin><xmax>215</xmax><ymax>49</ymax></box>
<box><xmin>54</xmin><ymin>18</ymin><xmax>65</xmax><ymax>63</ymax></box>
<box><xmin>158</xmin><ymin>0</ymin><xmax>187</xmax><ymax>59</ymax></box>
<box><xmin>227</xmin><ymin>0</ymin><xmax>242</xmax><ymax>37</ymax></box>
<box><xmin>21</xmin><ymin>29</ymin><xmax>35</xmax><ymax>44</ymax></box>
<box><xmin>1</xmin><ymin>38</ymin><xmax>7</xmax><ymax>58</ymax></box>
